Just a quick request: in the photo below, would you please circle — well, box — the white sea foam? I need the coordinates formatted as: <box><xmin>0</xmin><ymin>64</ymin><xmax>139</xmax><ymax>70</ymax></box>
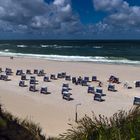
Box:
<box><xmin>41</xmin><ymin>44</ymin><xmax>73</xmax><ymax>48</ymax></box>
<box><xmin>93</xmin><ymin>46</ymin><xmax>103</xmax><ymax>49</ymax></box>
<box><xmin>4</xmin><ymin>49</ymin><xmax>9</xmax><ymax>52</ymax></box>
<box><xmin>0</xmin><ymin>51</ymin><xmax>139</xmax><ymax>65</ymax></box>
<box><xmin>17</xmin><ymin>45</ymin><xmax>27</xmax><ymax>48</ymax></box>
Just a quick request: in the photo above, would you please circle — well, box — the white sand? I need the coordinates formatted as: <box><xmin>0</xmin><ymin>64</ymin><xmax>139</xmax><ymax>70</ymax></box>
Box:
<box><xmin>0</xmin><ymin>56</ymin><xmax>140</xmax><ymax>137</ymax></box>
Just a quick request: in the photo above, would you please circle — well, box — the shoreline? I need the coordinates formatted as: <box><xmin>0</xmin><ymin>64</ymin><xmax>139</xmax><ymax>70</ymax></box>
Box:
<box><xmin>1</xmin><ymin>54</ymin><xmax>140</xmax><ymax>68</ymax></box>
<box><xmin>0</xmin><ymin>56</ymin><xmax>140</xmax><ymax>137</ymax></box>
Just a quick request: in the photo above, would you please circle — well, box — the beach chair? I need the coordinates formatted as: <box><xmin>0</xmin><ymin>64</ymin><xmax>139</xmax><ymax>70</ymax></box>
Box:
<box><xmin>43</xmin><ymin>76</ymin><xmax>50</xmax><ymax>82</ymax></box>
<box><xmin>29</xmin><ymin>85</ymin><xmax>37</xmax><ymax>92</ymax></box>
<box><xmin>72</xmin><ymin>77</ymin><xmax>77</xmax><ymax>84</ymax></box>
<box><xmin>34</xmin><ymin>69</ymin><xmax>38</xmax><ymax>74</ymax></box>
<box><xmin>108</xmin><ymin>75</ymin><xmax>120</xmax><ymax>84</ymax></box>
<box><xmin>16</xmin><ymin>70</ymin><xmax>23</xmax><ymax>76</ymax></box>
<box><xmin>30</xmin><ymin>79</ymin><xmax>38</xmax><ymax>84</ymax></box>
<box><xmin>88</xmin><ymin>86</ymin><xmax>94</xmax><ymax>94</ymax></box>
<box><xmin>92</xmin><ymin>76</ymin><xmax>97</xmax><ymax>81</ymax></box>
<box><xmin>30</xmin><ymin>76</ymin><xmax>38</xmax><ymax>84</ymax></box>
<box><xmin>0</xmin><ymin>68</ymin><xmax>2</xmax><ymax>73</ymax></box>
<box><xmin>5</xmin><ymin>68</ymin><xmax>12</xmax><ymax>75</ymax></box>
<box><xmin>19</xmin><ymin>80</ymin><xmax>27</xmax><ymax>87</ymax></box>
<box><xmin>21</xmin><ymin>74</ymin><xmax>27</xmax><ymax>80</ymax></box>
<box><xmin>38</xmin><ymin>69</ymin><xmax>45</xmax><ymax>76</ymax></box>
<box><xmin>81</xmin><ymin>80</ymin><xmax>88</xmax><ymax>86</ymax></box>
<box><xmin>62</xmin><ymin>83</ymin><xmax>69</xmax><ymax>88</ymax></box>
<box><xmin>65</xmin><ymin>75</ymin><xmax>71</xmax><ymax>81</ymax></box>
<box><xmin>108</xmin><ymin>84</ymin><xmax>116</xmax><ymax>92</ymax></box>
<box><xmin>77</xmin><ymin>77</ymin><xmax>82</xmax><ymax>85</ymax></box>
<box><xmin>84</xmin><ymin>77</ymin><xmax>90</xmax><ymax>82</ymax></box>
<box><xmin>62</xmin><ymin>91</ymin><xmax>71</xmax><ymax>101</ymax></box>
<box><xmin>135</xmin><ymin>81</ymin><xmax>140</xmax><ymax>88</ymax></box>
<box><xmin>62</xmin><ymin>72</ymin><xmax>66</xmax><ymax>78</ymax></box>
<box><xmin>94</xmin><ymin>93</ymin><xmax>105</xmax><ymax>102</ymax></box>
<box><xmin>57</xmin><ymin>73</ymin><xmax>63</xmax><ymax>78</ymax></box>
<box><xmin>40</xmin><ymin>87</ymin><xmax>49</xmax><ymax>94</ymax></box>
<box><xmin>0</xmin><ymin>74</ymin><xmax>10</xmax><ymax>81</ymax></box>
<box><xmin>96</xmin><ymin>88</ymin><xmax>106</xmax><ymax>96</ymax></box>
<box><xmin>26</xmin><ymin>69</ymin><xmax>32</xmax><ymax>74</ymax></box>
<box><xmin>30</xmin><ymin>76</ymin><xmax>36</xmax><ymax>80</ymax></box>
<box><xmin>133</xmin><ymin>97</ymin><xmax>140</xmax><ymax>105</ymax></box>
<box><xmin>50</xmin><ymin>74</ymin><xmax>57</xmax><ymax>80</ymax></box>
<box><xmin>61</xmin><ymin>87</ymin><xmax>69</xmax><ymax>94</ymax></box>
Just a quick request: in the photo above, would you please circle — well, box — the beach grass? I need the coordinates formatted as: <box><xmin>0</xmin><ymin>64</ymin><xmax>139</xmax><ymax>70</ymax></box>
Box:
<box><xmin>0</xmin><ymin>104</ymin><xmax>46</xmax><ymax>140</ymax></box>
<box><xmin>58</xmin><ymin>106</ymin><xmax>140</xmax><ymax>140</ymax></box>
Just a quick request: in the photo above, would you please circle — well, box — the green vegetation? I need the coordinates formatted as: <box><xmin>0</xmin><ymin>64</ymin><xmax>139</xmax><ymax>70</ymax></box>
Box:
<box><xmin>58</xmin><ymin>106</ymin><xmax>140</xmax><ymax>140</ymax></box>
<box><xmin>0</xmin><ymin>103</ymin><xmax>140</xmax><ymax>140</ymax></box>
<box><xmin>0</xmin><ymin>104</ymin><xmax>46</xmax><ymax>140</ymax></box>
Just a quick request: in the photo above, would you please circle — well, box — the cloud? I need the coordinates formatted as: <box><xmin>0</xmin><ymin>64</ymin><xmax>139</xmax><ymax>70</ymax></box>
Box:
<box><xmin>93</xmin><ymin>0</ymin><xmax>123</xmax><ymax>11</ymax></box>
<box><xmin>0</xmin><ymin>0</ymin><xmax>81</xmax><ymax>36</ymax></box>
<box><xmin>93</xmin><ymin>0</ymin><xmax>140</xmax><ymax>36</ymax></box>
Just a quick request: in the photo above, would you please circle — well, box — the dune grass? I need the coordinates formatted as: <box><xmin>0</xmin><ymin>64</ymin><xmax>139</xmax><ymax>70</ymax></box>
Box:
<box><xmin>1</xmin><ymin>102</ymin><xmax>140</xmax><ymax>140</ymax></box>
<box><xmin>58</xmin><ymin>106</ymin><xmax>140</xmax><ymax>140</ymax></box>
<box><xmin>0</xmin><ymin>104</ymin><xmax>46</xmax><ymax>140</ymax></box>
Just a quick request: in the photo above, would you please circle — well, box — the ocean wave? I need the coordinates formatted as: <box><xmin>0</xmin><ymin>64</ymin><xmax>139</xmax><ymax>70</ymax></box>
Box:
<box><xmin>4</xmin><ymin>49</ymin><xmax>9</xmax><ymax>52</ymax></box>
<box><xmin>0</xmin><ymin>43</ymin><xmax>10</xmax><ymax>46</ymax></box>
<box><xmin>17</xmin><ymin>45</ymin><xmax>27</xmax><ymax>48</ymax></box>
<box><xmin>93</xmin><ymin>46</ymin><xmax>103</xmax><ymax>49</ymax></box>
<box><xmin>0</xmin><ymin>51</ymin><xmax>139</xmax><ymax>65</ymax></box>
<box><xmin>41</xmin><ymin>44</ymin><xmax>74</xmax><ymax>49</ymax></box>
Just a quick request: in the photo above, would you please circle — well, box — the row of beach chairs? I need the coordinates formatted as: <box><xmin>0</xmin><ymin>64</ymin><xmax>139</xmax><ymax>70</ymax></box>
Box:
<box><xmin>19</xmin><ymin>80</ymin><xmax>50</xmax><ymax>94</ymax></box>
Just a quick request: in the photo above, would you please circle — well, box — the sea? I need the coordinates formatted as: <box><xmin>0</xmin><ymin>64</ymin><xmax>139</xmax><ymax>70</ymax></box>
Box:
<box><xmin>0</xmin><ymin>40</ymin><xmax>140</xmax><ymax>65</ymax></box>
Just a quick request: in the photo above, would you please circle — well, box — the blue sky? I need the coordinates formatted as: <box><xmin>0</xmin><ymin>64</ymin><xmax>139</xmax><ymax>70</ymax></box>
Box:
<box><xmin>0</xmin><ymin>0</ymin><xmax>140</xmax><ymax>39</ymax></box>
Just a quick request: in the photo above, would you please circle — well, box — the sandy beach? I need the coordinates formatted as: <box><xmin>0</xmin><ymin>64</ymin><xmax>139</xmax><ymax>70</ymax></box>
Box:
<box><xmin>0</xmin><ymin>56</ymin><xmax>140</xmax><ymax>137</ymax></box>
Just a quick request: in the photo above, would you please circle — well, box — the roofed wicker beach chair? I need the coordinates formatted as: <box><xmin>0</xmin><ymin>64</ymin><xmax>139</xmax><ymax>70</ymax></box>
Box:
<box><xmin>26</xmin><ymin>69</ymin><xmax>32</xmax><ymax>74</ymax></box>
<box><xmin>96</xmin><ymin>88</ymin><xmax>106</xmax><ymax>96</ymax></box>
<box><xmin>0</xmin><ymin>74</ymin><xmax>10</xmax><ymax>81</ymax></box>
<box><xmin>34</xmin><ymin>69</ymin><xmax>38</xmax><ymax>74</ymax></box>
<box><xmin>21</xmin><ymin>74</ymin><xmax>27</xmax><ymax>80</ymax></box>
<box><xmin>81</xmin><ymin>80</ymin><xmax>88</xmax><ymax>86</ymax></box>
<box><xmin>72</xmin><ymin>77</ymin><xmax>77</xmax><ymax>84</ymax></box>
<box><xmin>5</xmin><ymin>68</ymin><xmax>13</xmax><ymax>75</ymax></box>
<box><xmin>43</xmin><ymin>76</ymin><xmax>50</xmax><ymax>82</ymax></box>
<box><xmin>92</xmin><ymin>76</ymin><xmax>97</xmax><ymax>81</ymax></box>
<box><xmin>65</xmin><ymin>75</ymin><xmax>71</xmax><ymax>81</ymax></box>
<box><xmin>30</xmin><ymin>79</ymin><xmax>38</xmax><ymax>84</ymax></box>
<box><xmin>62</xmin><ymin>91</ymin><xmax>72</xmax><ymax>101</ymax></box>
<box><xmin>50</xmin><ymin>74</ymin><xmax>57</xmax><ymax>80</ymax></box>
<box><xmin>108</xmin><ymin>75</ymin><xmax>120</xmax><ymax>84</ymax></box>
<box><xmin>62</xmin><ymin>72</ymin><xmax>66</xmax><ymax>78</ymax></box>
<box><xmin>38</xmin><ymin>69</ymin><xmax>45</xmax><ymax>76</ymax></box>
<box><xmin>108</xmin><ymin>84</ymin><xmax>117</xmax><ymax>92</ymax></box>
<box><xmin>19</xmin><ymin>80</ymin><xmax>27</xmax><ymax>87</ymax></box>
<box><xmin>84</xmin><ymin>77</ymin><xmax>90</xmax><ymax>82</ymax></box>
<box><xmin>77</xmin><ymin>76</ymin><xmax>82</xmax><ymax>85</ymax></box>
<box><xmin>62</xmin><ymin>83</ymin><xmax>69</xmax><ymax>88</ymax></box>
<box><xmin>30</xmin><ymin>76</ymin><xmax>38</xmax><ymax>84</ymax></box>
<box><xmin>133</xmin><ymin>97</ymin><xmax>140</xmax><ymax>105</ymax></box>
<box><xmin>57</xmin><ymin>73</ymin><xmax>63</xmax><ymax>78</ymax></box>
<box><xmin>135</xmin><ymin>81</ymin><xmax>140</xmax><ymax>88</ymax></box>
<box><xmin>0</xmin><ymin>68</ymin><xmax>2</xmax><ymax>73</ymax></box>
<box><xmin>87</xmin><ymin>86</ymin><xmax>95</xmax><ymax>94</ymax></box>
<box><xmin>29</xmin><ymin>84</ymin><xmax>37</xmax><ymax>92</ymax></box>
<box><xmin>40</xmin><ymin>87</ymin><xmax>50</xmax><ymax>94</ymax></box>
<box><xmin>61</xmin><ymin>87</ymin><xmax>69</xmax><ymax>94</ymax></box>
<box><xmin>16</xmin><ymin>70</ymin><xmax>23</xmax><ymax>76</ymax></box>
<box><xmin>94</xmin><ymin>93</ymin><xmax>105</xmax><ymax>102</ymax></box>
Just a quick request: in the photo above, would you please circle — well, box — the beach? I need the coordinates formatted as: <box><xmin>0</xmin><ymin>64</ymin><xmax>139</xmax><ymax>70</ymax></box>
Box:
<box><xmin>0</xmin><ymin>56</ymin><xmax>140</xmax><ymax>137</ymax></box>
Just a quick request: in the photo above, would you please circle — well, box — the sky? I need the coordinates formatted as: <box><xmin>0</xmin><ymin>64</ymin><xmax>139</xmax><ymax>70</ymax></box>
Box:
<box><xmin>0</xmin><ymin>0</ymin><xmax>140</xmax><ymax>39</ymax></box>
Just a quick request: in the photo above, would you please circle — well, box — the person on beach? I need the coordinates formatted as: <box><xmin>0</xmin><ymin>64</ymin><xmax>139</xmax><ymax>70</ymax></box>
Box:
<box><xmin>98</xmin><ymin>81</ymin><xmax>103</xmax><ymax>87</ymax></box>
